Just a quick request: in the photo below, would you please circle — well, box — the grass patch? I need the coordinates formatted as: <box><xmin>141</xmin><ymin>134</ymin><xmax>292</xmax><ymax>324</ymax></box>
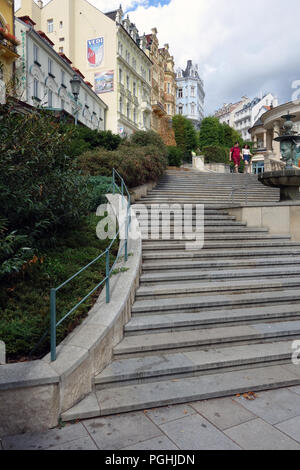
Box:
<box><xmin>0</xmin><ymin>214</ymin><xmax>119</xmax><ymax>362</ymax></box>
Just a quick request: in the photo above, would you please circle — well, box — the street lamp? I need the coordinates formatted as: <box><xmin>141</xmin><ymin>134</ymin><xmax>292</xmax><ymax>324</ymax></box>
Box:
<box><xmin>70</xmin><ymin>74</ymin><xmax>81</xmax><ymax>125</ymax></box>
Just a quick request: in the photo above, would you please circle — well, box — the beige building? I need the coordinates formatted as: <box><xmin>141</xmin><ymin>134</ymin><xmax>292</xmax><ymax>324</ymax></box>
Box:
<box><xmin>249</xmin><ymin>101</ymin><xmax>300</xmax><ymax>174</ymax></box>
<box><xmin>17</xmin><ymin>1</ymin><xmax>152</xmax><ymax>135</ymax></box>
<box><xmin>214</xmin><ymin>97</ymin><xmax>250</xmax><ymax>128</ymax></box>
<box><xmin>145</xmin><ymin>28</ymin><xmax>176</xmax><ymax>145</ymax></box>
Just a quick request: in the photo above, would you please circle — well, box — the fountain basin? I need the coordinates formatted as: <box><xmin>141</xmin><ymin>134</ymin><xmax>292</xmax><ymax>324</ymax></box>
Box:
<box><xmin>259</xmin><ymin>169</ymin><xmax>300</xmax><ymax>201</ymax></box>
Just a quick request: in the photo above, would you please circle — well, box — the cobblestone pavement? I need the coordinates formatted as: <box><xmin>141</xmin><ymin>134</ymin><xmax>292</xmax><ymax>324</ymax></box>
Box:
<box><xmin>2</xmin><ymin>387</ymin><xmax>300</xmax><ymax>450</ymax></box>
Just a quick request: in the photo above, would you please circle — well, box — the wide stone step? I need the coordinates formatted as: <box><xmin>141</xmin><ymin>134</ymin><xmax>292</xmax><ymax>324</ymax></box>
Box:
<box><xmin>140</xmin><ymin>266</ymin><xmax>300</xmax><ymax>284</ymax></box>
<box><xmin>95</xmin><ymin>341</ymin><xmax>294</xmax><ymax>388</ymax></box>
<box><xmin>113</xmin><ymin>321</ymin><xmax>300</xmax><ymax>356</ymax></box>
<box><xmin>139</xmin><ymin>220</ymin><xmax>245</xmax><ymax>227</ymax></box>
<box><xmin>136</xmin><ymin>277</ymin><xmax>300</xmax><ymax>300</ymax></box>
<box><xmin>142</xmin><ymin>247</ymin><xmax>300</xmax><ymax>260</ymax></box>
<box><xmin>142</xmin><ymin>256</ymin><xmax>300</xmax><ymax>272</ymax></box>
<box><xmin>142</xmin><ymin>240</ymin><xmax>299</xmax><ymax>251</ymax></box>
<box><xmin>61</xmin><ymin>364</ymin><xmax>300</xmax><ymax>422</ymax></box>
<box><xmin>132</xmin><ymin>289</ymin><xmax>300</xmax><ymax>315</ymax></box>
<box><xmin>126</xmin><ymin>303</ymin><xmax>300</xmax><ymax>333</ymax></box>
<box><xmin>141</xmin><ymin>234</ymin><xmax>290</xmax><ymax>242</ymax></box>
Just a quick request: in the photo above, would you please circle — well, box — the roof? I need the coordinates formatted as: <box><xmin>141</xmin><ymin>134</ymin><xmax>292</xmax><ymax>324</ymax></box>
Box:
<box><xmin>105</xmin><ymin>10</ymin><xmax>119</xmax><ymax>21</ymax></box>
<box><xmin>37</xmin><ymin>30</ymin><xmax>54</xmax><ymax>47</ymax></box>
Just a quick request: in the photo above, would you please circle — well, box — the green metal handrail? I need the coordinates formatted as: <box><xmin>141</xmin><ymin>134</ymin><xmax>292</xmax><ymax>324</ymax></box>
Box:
<box><xmin>50</xmin><ymin>168</ymin><xmax>131</xmax><ymax>361</ymax></box>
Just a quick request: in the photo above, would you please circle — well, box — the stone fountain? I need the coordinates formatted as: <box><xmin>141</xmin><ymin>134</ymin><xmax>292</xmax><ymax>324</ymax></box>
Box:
<box><xmin>259</xmin><ymin>112</ymin><xmax>300</xmax><ymax>200</ymax></box>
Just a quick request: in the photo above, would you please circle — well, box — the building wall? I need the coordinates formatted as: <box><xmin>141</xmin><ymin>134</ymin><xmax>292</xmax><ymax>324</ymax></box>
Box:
<box><xmin>176</xmin><ymin>61</ymin><xmax>205</xmax><ymax>130</ymax></box>
<box><xmin>15</xmin><ymin>17</ymin><xmax>107</xmax><ymax>130</ymax></box>
<box><xmin>0</xmin><ymin>0</ymin><xmax>19</xmax><ymax>98</ymax></box>
<box><xmin>16</xmin><ymin>0</ymin><xmax>152</xmax><ymax>136</ymax></box>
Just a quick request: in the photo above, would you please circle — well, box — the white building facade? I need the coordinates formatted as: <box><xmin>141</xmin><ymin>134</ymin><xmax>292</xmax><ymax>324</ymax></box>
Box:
<box><xmin>176</xmin><ymin>60</ymin><xmax>205</xmax><ymax>130</ymax></box>
<box><xmin>15</xmin><ymin>16</ymin><xmax>107</xmax><ymax>129</ymax></box>
<box><xmin>234</xmin><ymin>93</ymin><xmax>278</xmax><ymax>141</ymax></box>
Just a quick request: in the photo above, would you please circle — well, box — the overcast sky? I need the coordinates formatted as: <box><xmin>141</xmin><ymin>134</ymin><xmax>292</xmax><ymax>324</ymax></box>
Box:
<box><xmin>15</xmin><ymin>0</ymin><xmax>300</xmax><ymax>115</ymax></box>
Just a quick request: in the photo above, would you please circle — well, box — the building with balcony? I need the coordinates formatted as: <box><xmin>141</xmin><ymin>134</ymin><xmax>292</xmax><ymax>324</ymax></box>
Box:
<box><xmin>0</xmin><ymin>0</ymin><xmax>20</xmax><ymax>103</ymax></box>
<box><xmin>145</xmin><ymin>28</ymin><xmax>176</xmax><ymax>145</ymax></box>
<box><xmin>175</xmin><ymin>60</ymin><xmax>205</xmax><ymax>130</ymax></box>
<box><xmin>249</xmin><ymin>101</ymin><xmax>300</xmax><ymax>174</ymax></box>
<box><xmin>17</xmin><ymin>1</ymin><xmax>152</xmax><ymax>136</ymax></box>
<box><xmin>214</xmin><ymin>97</ymin><xmax>250</xmax><ymax>128</ymax></box>
<box><xmin>233</xmin><ymin>93</ymin><xmax>278</xmax><ymax>141</ymax></box>
<box><xmin>15</xmin><ymin>16</ymin><xmax>107</xmax><ymax>130</ymax></box>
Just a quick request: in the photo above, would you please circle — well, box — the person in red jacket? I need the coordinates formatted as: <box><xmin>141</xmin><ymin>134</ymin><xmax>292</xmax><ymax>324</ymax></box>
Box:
<box><xmin>230</xmin><ymin>142</ymin><xmax>242</xmax><ymax>173</ymax></box>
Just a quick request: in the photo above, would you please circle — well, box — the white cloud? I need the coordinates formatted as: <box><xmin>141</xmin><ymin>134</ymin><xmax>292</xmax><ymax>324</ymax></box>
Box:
<box><xmin>15</xmin><ymin>0</ymin><xmax>300</xmax><ymax>115</ymax></box>
<box><xmin>130</xmin><ymin>0</ymin><xmax>300</xmax><ymax>114</ymax></box>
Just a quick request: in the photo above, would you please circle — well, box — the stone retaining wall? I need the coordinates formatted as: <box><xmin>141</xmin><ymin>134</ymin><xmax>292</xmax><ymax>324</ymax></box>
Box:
<box><xmin>0</xmin><ymin>195</ymin><xmax>142</xmax><ymax>437</ymax></box>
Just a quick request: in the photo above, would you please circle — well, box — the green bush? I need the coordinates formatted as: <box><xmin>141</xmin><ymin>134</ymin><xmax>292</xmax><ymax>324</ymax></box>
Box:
<box><xmin>172</xmin><ymin>115</ymin><xmax>198</xmax><ymax>161</ymax></box>
<box><xmin>87</xmin><ymin>175</ymin><xmax>113</xmax><ymax>211</ymax></box>
<box><xmin>167</xmin><ymin>146</ymin><xmax>183</xmax><ymax>167</ymax></box>
<box><xmin>0</xmin><ymin>105</ymin><xmax>91</xmax><ymax>276</ymax></box>
<box><xmin>60</xmin><ymin>125</ymin><xmax>122</xmax><ymax>158</ymax></box>
<box><xmin>77</xmin><ymin>130</ymin><xmax>168</xmax><ymax>188</ymax></box>
<box><xmin>202</xmin><ymin>146</ymin><xmax>230</xmax><ymax>164</ymax></box>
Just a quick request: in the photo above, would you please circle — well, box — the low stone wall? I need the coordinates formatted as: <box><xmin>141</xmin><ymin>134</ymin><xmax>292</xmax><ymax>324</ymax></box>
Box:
<box><xmin>226</xmin><ymin>203</ymin><xmax>300</xmax><ymax>241</ymax></box>
<box><xmin>0</xmin><ymin>195</ymin><xmax>142</xmax><ymax>437</ymax></box>
<box><xmin>130</xmin><ymin>181</ymin><xmax>157</xmax><ymax>203</ymax></box>
<box><xmin>192</xmin><ymin>156</ymin><xmax>230</xmax><ymax>174</ymax></box>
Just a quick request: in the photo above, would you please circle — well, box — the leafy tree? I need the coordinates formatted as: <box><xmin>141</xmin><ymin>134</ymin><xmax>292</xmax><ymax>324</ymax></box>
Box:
<box><xmin>172</xmin><ymin>115</ymin><xmax>198</xmax><ymax>160</ymax></box>
<box><xmin>198</xmin><ymin>117</ymin><xmax>222</xmax><ymax>149</ymax></box>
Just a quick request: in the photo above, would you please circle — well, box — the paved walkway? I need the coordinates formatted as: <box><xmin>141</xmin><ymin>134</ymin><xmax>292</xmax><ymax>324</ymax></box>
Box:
<box><xmin>2</xmin><ymin>386</ymin><xmax>300</xmax><ymax>450</ymax></box>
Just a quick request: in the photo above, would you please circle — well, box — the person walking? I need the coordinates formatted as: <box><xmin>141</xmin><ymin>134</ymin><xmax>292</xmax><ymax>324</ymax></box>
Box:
<box><xmin>230</xmin><ymin>142</ymin><xmax>242</xmax><ymax>174</ymax></box>
<box><xmin>242</xmin><ymin>144</ymin><xmax>253</xmax><ymax>174</ymax></box>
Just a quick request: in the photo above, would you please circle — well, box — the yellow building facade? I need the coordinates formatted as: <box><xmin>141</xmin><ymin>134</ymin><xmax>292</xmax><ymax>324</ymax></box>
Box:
<box><xmin>0</xmin><ymin>0</ymin><xmax>19</xmax><ymax>99</ymax></box>
<box><xmin>17</xmin><ymin>0</ymin><xmax>152</xmax><ymax>135</ymax></box>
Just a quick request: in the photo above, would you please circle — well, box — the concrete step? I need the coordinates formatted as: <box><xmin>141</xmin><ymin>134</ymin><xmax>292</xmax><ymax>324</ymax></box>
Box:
<box><xmin>113</xmin><ymin>321</ymin><xmax>300</xmax><ymax>356</ymax></box>
<box><xmin>95</xmin><ymin>341</ymin><xmax>294</xmax><ymax>388</ymax></box>
<box><xmin>142</xmin><ymin>247</ymin><xmax>300</xmax><ymax>260</ymax></box>
<box><xmin>142</xmin><ymin>240</ymin><xmax>300</xmax><ymax>251</ymax></box>
<box><xmin>132</xmin><ymin>289</ymin><xmax>300</xmax><ymax>315</ymax></box>
<box><xmin>141</xmin><ymin>234</ymin><xmax>290</xmax><ymax>242</ymax></box>
<box><xmin>140</xmin><ymin>266</ymin><xmax>300</xmax><ymax>285</ymax></box>
<box><xmin>142</xmin><ymin>256</ymin><xmax>300</xmax><ymax>272</ymax></box>
<box><xmin>136</xmin><ymin>277</ymin><xmax>300</xmax><ymax>300</ymax></box>
<box><xmin>126</xmin><ymin>303</ymin><xmax>300</xmax><ymax>333</ymax></box>
<box><xmin>61</xmin><ymin>364</ymin><xmax>300</xmax><ymax>422</ymax></box>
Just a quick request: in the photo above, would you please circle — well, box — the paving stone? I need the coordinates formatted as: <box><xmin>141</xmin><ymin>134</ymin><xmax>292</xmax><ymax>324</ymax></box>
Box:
<box><xmin>234</xmin><ymin>389</ymin><xmax>300</xmax><ymax>425</ymax></box>
<box><xmin>289</xmin><ymin>386</ymin><xmax>300</xmax><ymax>396</ymax></box>
<box><xmin>145</xmin><ymin>404</ymin><xmax>196</xmax><ymax>426</ymax></box>
<box><xmin>224</xmin><ymin>418</ymin><xmax>300</xmax><ymax>450</ymax></box>
<box><xmin>46</xmin><ymin>437</ymin><xmax>98</xmax><ymax>450</ymax></box>
<box><xmin>2</xmin><ymin>423</ymin><xmax>88</xmax><ymax>450</ymax></box>
<box><xmin>82</xmin><ymin>412</ymin><xmax>161</xmax><ymax>450</ymax></box>
<box><xmin>121</xmin><ymin>435</ymin><xmax>178</xmax><ymax>450</ymax></box>
<box><xmin>275</xmin><ymin>416</ymin><xmax>300</xmax><ymax>443</ymax></box>
<box><xmin>191</xmin><ymin>397</ymin><xmax>255</xmax><ymax>431</ymax></box>
<box><xmin>159</xmin><ymin>414</ymin><xmax>240</xmax><ymax>450</ymax></box>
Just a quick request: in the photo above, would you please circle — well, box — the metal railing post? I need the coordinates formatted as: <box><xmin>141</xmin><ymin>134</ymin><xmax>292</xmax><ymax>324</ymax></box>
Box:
<box><xmin>106</xmin><ymin>249</ymin><xmax>110</xmax><ymax>303</ymax></box>
<box><xmin>121</xmin><ymin>180</ymin><xmax>124</xmax><ymax>209</ymax></box>
<box><xmin>112</xmin><ymin>169</ymin><xmax>116</xmax><ymax>195</ymax></box>
<box><xmin>50</xmin><ymin>288</ymin><xmax>57</xmax><ymax>362</ymax></box>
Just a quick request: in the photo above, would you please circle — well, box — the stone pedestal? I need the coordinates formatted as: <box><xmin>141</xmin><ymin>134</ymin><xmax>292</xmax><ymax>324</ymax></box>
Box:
<box><xmin>259</xmin><ymin>169</ymin><xmax>300</xmax><ymax>201</ymax></box>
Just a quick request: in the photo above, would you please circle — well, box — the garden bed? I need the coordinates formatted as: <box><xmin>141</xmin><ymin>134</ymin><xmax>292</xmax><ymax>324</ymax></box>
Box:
<box><xmin>0</xmin><ymin>214</ymin><xmax>118</xmax><ymax>362</ymax></box>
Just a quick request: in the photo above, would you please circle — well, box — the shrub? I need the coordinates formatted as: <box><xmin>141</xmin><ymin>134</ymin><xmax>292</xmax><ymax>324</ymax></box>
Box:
<box><xmin>60</xmin><ymin>125</ymin><xmax>122</xmax><ymax>158</ymax></box>
<box><xmin>77</xmin><ymin>144</ymin><xmax>167</xmax><ymax>188</ymax></box>
<box><xmin>129</xmin><ymin>130</ymin><xmax>167</xmax><ymax>155</ymax></box>
<box><xmin>202</xmin><ymin>146</ymin><xmax>230</xmax><ymax>164</ymax></box>
<box><xmin>167</xmin><ymin>146</ymin><xmax>183</xmax><ymax>167</ymax></box>
<box><xmin>87</xmin><ymin>175</ymin><xmax>113</xmax><ymax>211</ymax></box>
<box><xmin>0</xmin><ymin>105</ymin><xmax>90</xmax><ymax>258</ymax></box>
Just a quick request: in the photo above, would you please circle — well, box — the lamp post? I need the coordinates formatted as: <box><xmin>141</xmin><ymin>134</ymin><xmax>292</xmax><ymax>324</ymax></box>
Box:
<box><xmin>70</xmin><ymin>74</ymin><xmax>81</xmax><ymax>126</ymax></box>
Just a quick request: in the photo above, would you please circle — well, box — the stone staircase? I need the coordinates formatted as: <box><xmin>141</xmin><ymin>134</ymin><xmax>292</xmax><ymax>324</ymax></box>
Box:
<box><xmin>62</xmin><ymin>170</ymin><xmax>300</xmax><ymax>422</ymax></box>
